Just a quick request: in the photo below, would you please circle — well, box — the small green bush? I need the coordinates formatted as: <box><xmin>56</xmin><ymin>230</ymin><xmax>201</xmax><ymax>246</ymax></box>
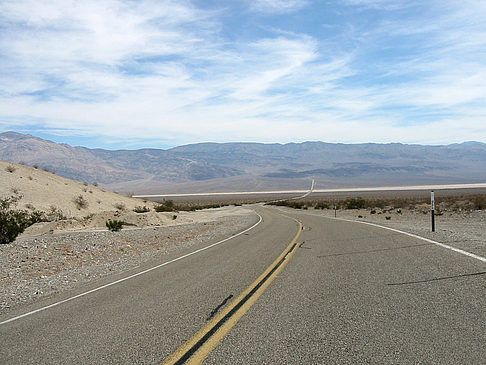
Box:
<box><xmin>106</xmin><ymin>219</ymin><xmax>124</xmax><ymax>232</ymax></box>
<box><xmin>114</xmin><ymin>202</ymin><xmax>126</xmax><ymax>211</ymax></box>
<box><xmin>154</xmin><ymin>199</ymin><xmax>176</xmax><ymax>212</ymax></box>
<box><xmin>0</xmin><ymin>195</ymin><xmax>45</xmax><ymax>244</ymax></box>
<box><xmin>5</xmin><ymin>165</ymin><xmax>16</xmax><ymax>173</ymax></box>
<box><xmin>73</xmin><ymin>195</ymin><xmax>88</xmax><ymax>210</ymax></box>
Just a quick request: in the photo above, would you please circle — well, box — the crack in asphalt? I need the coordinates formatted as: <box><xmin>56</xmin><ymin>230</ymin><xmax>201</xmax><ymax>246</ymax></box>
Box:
<box><xmin>387</xmin><ymin>271</ymin><xmax>486</xmax><ymax>286</ymax></box>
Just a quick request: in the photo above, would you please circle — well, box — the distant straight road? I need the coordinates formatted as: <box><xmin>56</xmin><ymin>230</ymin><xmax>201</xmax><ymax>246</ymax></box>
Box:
<box><xmin>133</xmin><ymin>182</ymin><xmax>486</xmax><ymax>199</ymax></box>
<box><xmin>1</xmin><ymin>206</ymin><xmax>485</xmax><ymax>364</ymax></box>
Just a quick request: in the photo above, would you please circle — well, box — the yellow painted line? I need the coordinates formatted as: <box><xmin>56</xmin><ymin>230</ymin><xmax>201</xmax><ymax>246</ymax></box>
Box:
<box><xmin>162</xmin><ymin>217</ymin><xmax>303</xmax><ymax>365</ymax></box>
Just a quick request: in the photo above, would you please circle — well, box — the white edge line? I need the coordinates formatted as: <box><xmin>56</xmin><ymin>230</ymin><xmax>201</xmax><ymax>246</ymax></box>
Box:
<box><xmin>331</xmin><ymin>216</ymin><xmax>486</xmax><ymax>263</ymax></box>
<box><xmin>270</xmin><ymin>206</ymin><xmax>486</xmax><ymax>264</ymax></box>
<box><xmin>0</xmin><ymin>214</ymin><xmax>263</xmax><ymax>326</ymax></box>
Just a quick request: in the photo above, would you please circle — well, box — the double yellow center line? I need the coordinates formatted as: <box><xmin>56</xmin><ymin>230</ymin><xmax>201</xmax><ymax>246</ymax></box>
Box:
<box><xmin>163</xmin><ymin>218</ymin><xmax>303</xmax><ymax>364</ymax></box>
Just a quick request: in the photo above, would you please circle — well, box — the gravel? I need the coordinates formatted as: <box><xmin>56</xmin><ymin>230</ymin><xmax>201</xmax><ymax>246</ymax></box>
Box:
<box><xmin>0</xmin><ymin>211</ymin><xmax>259</xmax><ymax>315</ymax></box>
<box><xmin>298</xmin><ymin>207</ymin><xmax>486</xmax><ymax>259</ymax></box>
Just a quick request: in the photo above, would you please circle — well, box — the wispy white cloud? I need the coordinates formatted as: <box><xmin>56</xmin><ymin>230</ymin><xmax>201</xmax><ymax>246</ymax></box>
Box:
<box><xmin>0</xmin><ymin>0</ymin><xmax>485</xmax><ymax>147</ymax></box>
<box><xmin>249</xmin><ymin>0</ymin><xmax>309</xmax><ymax>14</ymax></box>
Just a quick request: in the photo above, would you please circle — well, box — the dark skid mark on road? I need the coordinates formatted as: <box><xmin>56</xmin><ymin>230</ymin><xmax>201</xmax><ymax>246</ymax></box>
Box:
<box><xmin>387</xmin><ymin>271</ymin><xmax>486</xmax><ymax>286</ymax></box>
<box><xmin>317</xmin><ymin>243</ymin><xmax>431</xmax><ymax>258</ymax></box>
<box><xmin>207</xmin><ymin>295</ymin><xmax>234</xmax><ymax>321</ymax></box>
<box><xmin>173</xmin><ymin>242</ymin><xmax>299</xmax><ymax>365</ymax></box>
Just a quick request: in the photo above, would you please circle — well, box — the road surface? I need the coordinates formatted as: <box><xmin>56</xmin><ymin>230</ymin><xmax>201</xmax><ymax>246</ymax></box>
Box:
<box><xmin>133</xmin><ymin>182</ymin><xmax>486</xmax><ymax>199</ymax></box>
<box><xmin>1</xmin><ymin>206</ymin><xmax>485</xmax><ymax>364</ymax></box>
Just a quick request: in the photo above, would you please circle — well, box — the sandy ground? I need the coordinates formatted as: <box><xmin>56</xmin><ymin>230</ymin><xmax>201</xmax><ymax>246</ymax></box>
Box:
<box><xmin>0</xmin><ymin>160</ymin><xmax>156</xmax><ymax>220</ymax></box>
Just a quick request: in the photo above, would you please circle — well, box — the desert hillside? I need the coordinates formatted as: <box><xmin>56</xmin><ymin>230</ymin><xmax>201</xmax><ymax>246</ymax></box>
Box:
<box><xmin>1</xmin><ymin>160</ymin><xmax>250</xmax><ymax>236</ymax></box>
<box><xmin>0</xmin><ymin>160</ymin><xmax>153</xmax><ymax>219</ymax></box>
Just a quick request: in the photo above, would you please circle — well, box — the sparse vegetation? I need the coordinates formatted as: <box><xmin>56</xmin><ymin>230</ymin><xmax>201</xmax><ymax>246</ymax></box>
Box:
<box><xmin>0</xmin><ymin>194</ymin><xmax>45</xmax><ymax>244</ymax></box>
<box><xmin>73</xmin><ymin>195</ymin><xmax>89</xmax><ymax>210</ymax></box>
<box><xmin>172</xmin><ymin>215</ymin><xmax>177</xmax><ymax>220</ymax></box>
<box><xmin>33</xmin><ymin>164</ymin><xmax>39</xmax><ymax>169</ymax></box>
<box><xmin>106</xmin><ymin>219</ymin><xmax>124</xmax><ymax>232</ymax></box>
<box><xmin>114</xmin><ymin>203</ymin><xmax>126</xmax><ymax>211</ymax></box>
<box><xmin>93</xmin><ymin>182</ymin><xmax>98</xmax><ymax>187</ymax></box>
<box><xmin>47</xmin><ymin>206</ymin><xmax>67</xmax><ymax>221</ymax></box>
<box><xmin>267</xmin><ymin>200</ymin><xmax>307</xmax><ymax>209</ymax></box>
<box><xmin>265</xmin><ymin>193</ymin><xmax>486</xmax><ymax>214</ymax></box>
<box><xmin>5</xmin><ymin>165</ymin><xmax>16</xmax><ymax>173</ymax></box>
<box><xmin>133</xmin><ymin>206</ymin><xmax>151</xmax><ymax>213</ymax></box>
<box><xmin>154</xmin><ymin>199</ymin><xmax>177</xmax><ymax>212</ymax></box>
<box><xmin>314</xmin><ymin>202</ymin><xmax>330</xmax><ymax>210</ymax></box>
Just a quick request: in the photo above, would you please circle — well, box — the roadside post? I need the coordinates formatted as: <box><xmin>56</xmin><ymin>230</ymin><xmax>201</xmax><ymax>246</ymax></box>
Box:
<box><xmin>334</xmin><ymin>205</ymin><xmax>337</xmax><ymax>218</ymax></box>
<box><xmin>431</xmin><ymin>190</ymin><xmax>435</xmax><ymax>232</ymax></box>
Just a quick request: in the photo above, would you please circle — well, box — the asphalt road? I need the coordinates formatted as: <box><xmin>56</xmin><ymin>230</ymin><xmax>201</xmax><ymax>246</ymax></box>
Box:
<box><xmin>1</xmin><ymin>206</ymin><xmax>485</xmax><ymax>364</ymax></box>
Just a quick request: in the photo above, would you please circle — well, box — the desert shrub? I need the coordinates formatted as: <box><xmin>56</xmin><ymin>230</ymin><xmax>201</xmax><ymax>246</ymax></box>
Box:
<box><xmin>0</xmin><ymin>195</ymin><xmax>45</xmax><ymax>244</ymax></box>
<box><xmin>33</xmin><ymin>164</ymin><xmax>39</xmax><ymax>169</ymax></box>
<box><xmin>172</xmin><ymin>215</ymin><xmax>177</xmax><ymax>220</ymax></box>
<box><xmin>73</xmin><ymin>195</ymin><xmax>88</xmax><ymax>210</ymax></box>
<box><xmin>5</xmin><ymin>165</ymin><xmax>16</xmax><ymax>173</ymax></box>
<box><xmin>114</xmin><ymin>203</ymin><xmax>126</xmax><ymax>211</ymax></box>
<box><xmin>47</xmin><ymin>206</ymin><xmax>67</xmax><ymax>221</ymax></box>
<box><xmin>385</xmin><ymin>216</ymin><xmax>391</xmax><ymax>220</ymax></box>
<box><xmin>370</xmin><ymin>209</ymin><xmax>377</xmax><ymax>214</ymax></box>
<box><xmin>473</xmin><ymin>196</ymin><xmax>486</xmax><ymax>210</ymax></box>
<box><xmin>267</xmin><ymin>200</ymin><xmax>305</xmax><ymax>209</ymax></box>
<box><xmin>155</xmin><ymin>199</ymin><xmax>176</xmax><ymax>212</ymax></box>
<box><xmin>315</xmin><ymin>202</ymin><xmax>330</xmax><ymax>209</ymax></box>
<box><xmin>93</xmin><ymin>182</ymin><xmax>98</xmax><ymax>187</ymax></box>
<box><xmin>133</xmin><ymin>206</ymin><xmax>150</xmax><ymax>213</ymax></box>
<box><xmin>106</xmin><ymin>219</ymin><xmax>124</xmax><ymax>232</ymax></box>
<box><xmin>342</xmin><ymin>197</ymin><xmax>367</xmax><ymax>209</ymax></box>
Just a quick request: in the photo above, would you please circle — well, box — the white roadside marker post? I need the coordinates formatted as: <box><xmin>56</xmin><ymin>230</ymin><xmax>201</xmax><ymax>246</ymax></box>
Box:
<box><xmin>431</xmin><ymin>190</ymin><xmax>435</xmax><ymax>232</ymax></box>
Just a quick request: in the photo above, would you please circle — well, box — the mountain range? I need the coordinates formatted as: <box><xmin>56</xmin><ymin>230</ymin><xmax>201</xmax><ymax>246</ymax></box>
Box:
<box><xmin>1</xmin><ymin>131</ymin><xmax>485</xmax><ymax>194</ymax></box>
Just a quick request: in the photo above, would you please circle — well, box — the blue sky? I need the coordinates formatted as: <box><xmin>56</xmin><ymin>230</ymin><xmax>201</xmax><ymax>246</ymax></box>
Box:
<box><xmin>1</xmin><ymin>0</ymin><xmax>485</xmax><ymax>149</ymax></box>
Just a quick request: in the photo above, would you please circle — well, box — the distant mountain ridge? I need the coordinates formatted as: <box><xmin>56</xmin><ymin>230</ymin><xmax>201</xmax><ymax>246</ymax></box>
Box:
<box><xmin>1</xmin><ymin>131</ymin><xmax>485</xmax><ymax>194</ymax></box>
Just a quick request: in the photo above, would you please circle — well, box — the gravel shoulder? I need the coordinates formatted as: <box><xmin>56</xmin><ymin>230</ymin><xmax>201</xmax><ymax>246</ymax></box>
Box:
<box><xmin>1</xmin><ymin>207</ymin><xmax>259</xmax><ymax>315</ymax></box>
<box><xmin>285</xmin><ymin>207</ymin><xmax>486</xmax><ymax>259</ymax></box>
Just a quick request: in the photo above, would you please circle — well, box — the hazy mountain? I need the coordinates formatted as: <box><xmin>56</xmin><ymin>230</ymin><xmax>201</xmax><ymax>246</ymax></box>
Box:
<box><xmin>1</xmin><ymin>131</ymin><xmax>485</xmax><ymax>194</ymax></box>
